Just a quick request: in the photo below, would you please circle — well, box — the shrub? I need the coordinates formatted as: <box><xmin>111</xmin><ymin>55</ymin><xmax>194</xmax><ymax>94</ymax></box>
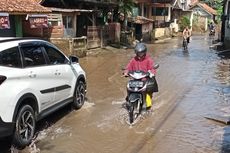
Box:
<box><xmin>179</xmin><ymin>16</ymin><xmax>190</xmax><ymax>31</ymax></box>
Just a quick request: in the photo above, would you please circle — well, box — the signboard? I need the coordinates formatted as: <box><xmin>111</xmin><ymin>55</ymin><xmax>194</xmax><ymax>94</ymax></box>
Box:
<box><xmin>0</xmin><ymin>13</ymin><xmax>10</xmax><ymax>29</ymax></box>
<box><xmin>29</xmin><ymin>14</ymin><xmax>48</xmax><ymax>28</ymax></box>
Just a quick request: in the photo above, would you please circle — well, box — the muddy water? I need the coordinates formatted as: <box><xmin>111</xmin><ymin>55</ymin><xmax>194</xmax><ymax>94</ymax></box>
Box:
<box><xmin>2</xmin><ymin>35</ymin><xmax>230</xmax><ymax>153</ymax></box>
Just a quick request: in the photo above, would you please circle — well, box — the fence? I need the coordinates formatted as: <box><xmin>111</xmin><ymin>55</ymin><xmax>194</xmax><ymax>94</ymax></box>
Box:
<box><xmin>49</xmin><ymin>37</ymin><xmax>87</xmax><ymax>57</ymax></box>
<box><xmin>87</xmin><ymin>23</ymin><xmax>120</xmax><ymax>49</ymax></box>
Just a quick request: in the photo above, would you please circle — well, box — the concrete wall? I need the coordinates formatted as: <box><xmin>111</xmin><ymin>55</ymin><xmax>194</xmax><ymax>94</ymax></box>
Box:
<box><xmin>154</xmin><ymin>27</ymin><xmax>171</xmax><ymax>38</ymax></box>
<box><xmin>49</xmin><ymin>37</ymin><xmax>87</xmax><ymax>57</ymax></box>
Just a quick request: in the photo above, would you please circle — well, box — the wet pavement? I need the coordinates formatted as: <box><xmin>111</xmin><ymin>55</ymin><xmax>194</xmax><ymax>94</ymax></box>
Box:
<box><xmin>1</xmin><ymin>34</ymin><xmax>230</xmax><ymax>153</ymax></box>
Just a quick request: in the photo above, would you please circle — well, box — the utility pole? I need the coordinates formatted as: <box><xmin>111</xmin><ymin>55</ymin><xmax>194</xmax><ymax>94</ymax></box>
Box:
<box><xmin>221</xmin><ymin>0</ymin><xmax>226</xmax><ymax>42</ymax></box>
<box><xmin>164</xmin><ymin>0</ymin><xmax>166</xmax><ymax>26</ymax></box>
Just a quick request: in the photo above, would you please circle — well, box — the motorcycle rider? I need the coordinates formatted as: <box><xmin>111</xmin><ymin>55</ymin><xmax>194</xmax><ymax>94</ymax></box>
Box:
<box><xmin>208</xmin><ymin>22</ymin><xmax>215</xmax><ymax>35</ymax></box>
<box><xmin>182</xmin><ymin>26</ymin><xmax>191</xmax><ymax>44</ymax></box>
<box><xmin>124</xmin><ymin>43</ymin><xmax>157</xmax><ymax>110</ymax></box>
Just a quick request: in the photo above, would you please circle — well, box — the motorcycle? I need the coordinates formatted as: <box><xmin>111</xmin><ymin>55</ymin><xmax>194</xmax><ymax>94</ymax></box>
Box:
<box><xmin>125</xmin><ymin>64</ymin><xmax>159</xmax><ymax>124</ymax></box>
<box><xmin>209</xmin><ymin>28</ymin><xmax>215</xmax><ymax>36</ymax></box>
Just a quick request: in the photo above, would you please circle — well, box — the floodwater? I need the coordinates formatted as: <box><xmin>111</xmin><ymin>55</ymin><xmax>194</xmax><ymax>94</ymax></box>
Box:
<box><xmin>1</xmin><ymin>35</ymin><xmax>230</xmax><ymax>153</ymax></box>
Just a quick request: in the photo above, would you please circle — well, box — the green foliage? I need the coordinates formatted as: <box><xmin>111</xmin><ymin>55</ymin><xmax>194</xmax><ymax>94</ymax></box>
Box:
<box><xmin>118</xmin><ymin>0</ymin><xmax>135</xmax><ymax>17</ymax></box>
<box><xmin>118</xmin><ymin>0</ymin><xmax>135</xmax><ymax>30</ymax></box>
<box><xmin>179</xmin><ymin>16</ymin><xmax>190</xmax><ymax>31</ymax></box>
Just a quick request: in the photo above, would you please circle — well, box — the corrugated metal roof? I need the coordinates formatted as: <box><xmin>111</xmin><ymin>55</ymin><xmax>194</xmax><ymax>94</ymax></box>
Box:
<box><xmin>0</xmin><ymin>0</ymin><xmax>51</xmax><ymax>14</ymax></box>
<box><xmin>50</xmin><ymin>7</ymin><xmax>94</xmax><ymax>13</ymax></box>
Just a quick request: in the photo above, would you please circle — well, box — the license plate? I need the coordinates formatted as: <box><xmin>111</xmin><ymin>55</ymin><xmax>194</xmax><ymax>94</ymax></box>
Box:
<box><xmin>129</xmin><ymin>81</ymin><xmax>144</xmax><ymax>88</ymax></box>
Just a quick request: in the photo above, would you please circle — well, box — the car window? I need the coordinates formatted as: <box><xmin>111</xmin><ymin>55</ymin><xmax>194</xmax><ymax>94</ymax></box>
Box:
<box><xmin>0</xmin><ymin>47</ymin><xmax>22</xmax><ymax>68</ymax></box>
<box><xmin>44</xmin><ymin>46</ymin><xmax>67</xmax><ymax>65</ymax></box>
<box><xmin>21</xmin><ymin>46</ymin><xmax>46</xmax><ymax>67</ymax></box>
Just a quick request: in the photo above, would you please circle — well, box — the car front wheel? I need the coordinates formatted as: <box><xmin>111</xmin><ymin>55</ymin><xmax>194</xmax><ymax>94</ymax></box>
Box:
<box><xmin>13</xmin><ymin>105</ymin><xmax>35</xmax><ymax>149</ymax></box>
<box><xmin>73</xmin><ymin>81</ymin><xmax>86</xmax><ymax>109</ymax></box>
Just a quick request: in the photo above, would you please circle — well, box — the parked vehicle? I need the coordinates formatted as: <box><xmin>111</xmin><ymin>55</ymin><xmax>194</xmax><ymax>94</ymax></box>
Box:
<box><xmin>0</xmin><ymin>38</ymin><xmax>86</xmax><ymax>148</ymax></box>
<box><xmin>125</xmin><ymin>64</ymin><xmax>159</xmax><ymax>124</ymax></box>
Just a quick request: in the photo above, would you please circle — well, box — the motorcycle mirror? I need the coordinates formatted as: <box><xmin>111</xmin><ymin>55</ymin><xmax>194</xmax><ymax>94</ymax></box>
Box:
<box><xmin>121</xmin><ymin>65</ymin><xmax>126</xmax><ymax>71</ymax></box>
<box><xmin>153</xmin><ymin>64</ymin><xmax>159</xmax><ymax>69</ymax></box>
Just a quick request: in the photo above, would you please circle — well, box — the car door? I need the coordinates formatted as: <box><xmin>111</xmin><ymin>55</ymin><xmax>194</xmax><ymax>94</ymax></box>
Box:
<box><xmin>20</xmin><ymin>43</ymin><xmax>56</xmax><ymax>111</ymax></box>
<box><xmin>43</xmin><ymin>44</ymin><xmax>75</xmax><ymax>104</ymax></box>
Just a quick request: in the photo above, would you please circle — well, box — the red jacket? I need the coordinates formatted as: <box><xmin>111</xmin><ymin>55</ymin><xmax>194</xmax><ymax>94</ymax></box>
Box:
<box><xmin>124</xmin><ymin>54</ymin><xmax>156</xmax><ymax>74</ymax></box>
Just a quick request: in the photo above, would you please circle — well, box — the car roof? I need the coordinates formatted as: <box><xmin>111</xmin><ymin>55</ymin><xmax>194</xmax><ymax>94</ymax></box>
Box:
<box><xmin>0</xmin><ymin>37</ymin><xmax>48</xmax><ymax>51</ymax></box>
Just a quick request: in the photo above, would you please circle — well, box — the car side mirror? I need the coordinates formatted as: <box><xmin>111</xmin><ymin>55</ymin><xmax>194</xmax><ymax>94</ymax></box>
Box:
<box><xmin>69</xmin><ymin>56</ymin><xmax>79</xmax><ymax>63</ymax></box>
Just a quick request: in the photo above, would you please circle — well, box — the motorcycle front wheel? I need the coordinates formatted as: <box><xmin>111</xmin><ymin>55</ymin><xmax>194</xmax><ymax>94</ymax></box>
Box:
<box><xmin>128</xmin><ymin>102</ymin><xmax>135</xmax><ymax>124</ymax></box>
<box><xmin>183</xmin><ymin>40</ymin><xmax>188</xmax><ymax>50</ymax></box>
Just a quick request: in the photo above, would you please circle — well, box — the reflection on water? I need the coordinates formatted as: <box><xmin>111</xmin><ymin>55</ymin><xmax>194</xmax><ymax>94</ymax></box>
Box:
<box><xmin>215</xmin><ymin>57</ymin><xmax>230</xmax><ymax>153</ymax></box>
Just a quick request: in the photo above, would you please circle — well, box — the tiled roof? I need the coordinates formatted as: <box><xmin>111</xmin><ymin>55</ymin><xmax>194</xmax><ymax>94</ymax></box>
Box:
<box><xmin>0</xmin><ymin>0</ymin><xmax>51</xmax><ymax>14</ymax></box>
<box><xmin>190</xmin><ymin>0</ymin><xmax>199</xmax><ymax>6</ymax></box>
<box><xmin>198</xmin><ymin>2</ymin><xmax>217</xmax><ymax>15</ymax></box>
<box><xmin>190</xmin><ymin>0</ymin><xmax>217</xmax><ymax>15</ymax></box>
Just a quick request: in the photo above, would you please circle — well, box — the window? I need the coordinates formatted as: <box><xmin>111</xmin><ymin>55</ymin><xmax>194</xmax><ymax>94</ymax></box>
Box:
<box><xmin>62</xmin><ymin>16</ymin><xmax>73</xmax><ymax>29</ymax></box>
<box><xmin>48</xmin><ymin>14</ymin><xmax>62</xmax><ymax>27</ymax></box>
<box><xmin>152</xmin><ymin>7</ymin><xmax>168</xmax><ymax>16</ymax></box>
<box><xmin>44</xmin><ymin>46</ymin><xmax>67</xmax><ymax>65</ymax></box>
<box><xmin>21</xmin><ymin>46</ymin><xmax>46</xmax><ymax>67</ymax></box>
<box><xmin>0</xmin><ymin>47</ymin><xmax>21</xmax><ymax>68</ymax></box>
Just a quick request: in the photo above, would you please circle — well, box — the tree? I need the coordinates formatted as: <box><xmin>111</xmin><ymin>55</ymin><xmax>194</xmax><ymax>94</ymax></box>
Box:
<box><xmin>118</xmin><ymin>0</ymin><xmax>135</xmax><ymax>31</ymax></box>
<box><xmin>180</xmin><ymin>16</ymin><xmax>190</xmax><ymax>31</ymax></box>
<box><xmin>201</xmin><ymin>0</ymin><xmax>223</xmax><ymax>22</ymax></box>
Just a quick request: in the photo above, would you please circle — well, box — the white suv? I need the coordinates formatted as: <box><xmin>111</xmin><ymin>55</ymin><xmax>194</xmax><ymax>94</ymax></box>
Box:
<box><xmin>0</xmin><ymin>38</ymin><xmax>86</xmax><ymax>148</ymax></box>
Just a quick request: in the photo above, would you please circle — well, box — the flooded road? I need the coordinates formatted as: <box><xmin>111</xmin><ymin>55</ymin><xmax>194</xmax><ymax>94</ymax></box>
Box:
<box><xmin>2</xmin><ymin>35</ymin><xmax>230</xmax><ymax>153</ymax></box>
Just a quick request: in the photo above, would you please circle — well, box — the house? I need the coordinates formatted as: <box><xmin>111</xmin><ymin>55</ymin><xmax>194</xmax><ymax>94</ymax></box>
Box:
<box><xmin>126</xmin><ymin>0</ymin><xmax>174</xmax><ymax>41</ymax></box>
<box><xmin>171</xmin><ymin>0</ymin><xmax>192</xmax><ymax>21</ymax></box>
<box><xmin>40</xmin><ymin>0</ymin><xmax>118</xmax><ymax>35</ymax></box>
<box><xmin>47</xmin><ymin>7</ymin><xmax>95</xmax><ymax>38</ymax></box>
<box><xmin>128</xmin><ymin>16</ymin><xmax>154</xmax><ymax>41</ymax></box>
<box><xmin>134</xmin><ymin>0</ymin><xmax>195</xmax><ymax>40</ymax></box>
<box><xmin>136</xmin><ymin>0</ymin><xmax>173</xmax><ymax>27</ymax></box>
<box><xmin>0</xmin><ymin>0</ymin><xmax>51</xmax><ymax>37</ymax></box>
<box><xmin>40</xmin><ymin>0</ymin><xmax>120</xmax><ymax>48</ymax></box>
<box><xmin>170</xmin><ymin>0</ymin><xmax>194</xmax><ymax>33</ymax></box>
<box><xmin>189</xmin><ymin>1</ymin><xmax>217</xmax><ymax>31</ymax></box>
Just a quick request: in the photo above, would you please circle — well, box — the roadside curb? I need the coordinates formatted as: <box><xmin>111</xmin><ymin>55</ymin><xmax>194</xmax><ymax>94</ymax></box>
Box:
<box><xmin>153</xmin><ymin>37</ymin><xmax>172</xmax><ymax>43</ymax></box>
<box><xmin>86</xmin><ymin>45</ymin><xmax>127</xmax><ymax>56</ymax></box>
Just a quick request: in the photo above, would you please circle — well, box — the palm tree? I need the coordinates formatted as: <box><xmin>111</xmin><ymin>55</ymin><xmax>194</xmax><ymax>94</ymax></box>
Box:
<box><xmin>118</xmin><ymin>0</ymin><xmax>135</xmax><ymax>31</ymax></box>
